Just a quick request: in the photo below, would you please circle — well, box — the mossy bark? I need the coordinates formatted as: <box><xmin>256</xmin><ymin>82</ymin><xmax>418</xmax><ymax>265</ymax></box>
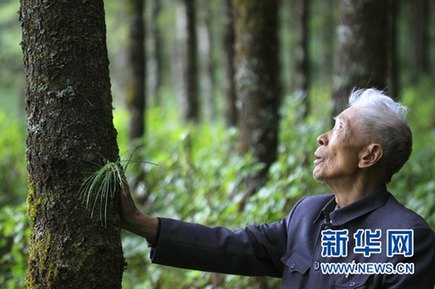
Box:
<box><xmin>20</xmin><ymin>1</ymin><xmax>124</xmax><ymax>288</ymax></box>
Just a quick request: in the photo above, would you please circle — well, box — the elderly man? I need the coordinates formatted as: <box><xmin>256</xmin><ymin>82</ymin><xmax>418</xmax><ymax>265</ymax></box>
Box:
<box><xmin>120</xmin><ymin>89</ymin><xmax>435</xmax><ymax>288</ymax></box>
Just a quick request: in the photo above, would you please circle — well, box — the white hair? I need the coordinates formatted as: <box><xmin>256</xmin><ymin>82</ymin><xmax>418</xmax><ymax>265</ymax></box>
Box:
<box><xmin>348</xmin><ymin>88</ymin><xmax>412</xmax><ymax>182</ymax></box>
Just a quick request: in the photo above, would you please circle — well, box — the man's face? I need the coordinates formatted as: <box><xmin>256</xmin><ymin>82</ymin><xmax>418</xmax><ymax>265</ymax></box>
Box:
<box><xmin>313</xmin><ymin>107</ymin><xmax>369</xmax><ymax>182</ymax></box>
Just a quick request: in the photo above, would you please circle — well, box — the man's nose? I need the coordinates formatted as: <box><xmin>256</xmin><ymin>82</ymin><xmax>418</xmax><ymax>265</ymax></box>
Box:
<box><xmin>317</xmin><ymin>132</ymin><xmax>328</xmax><ymax>146</ymax></box>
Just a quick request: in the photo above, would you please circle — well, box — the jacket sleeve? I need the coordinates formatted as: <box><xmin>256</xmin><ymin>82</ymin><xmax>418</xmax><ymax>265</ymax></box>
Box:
<box><xmin>149</xmin><ymin>215</ymin><xmax>290</xmax><ymax>277</ymax></box>
<box><xmin>383</xmin><ymin>225</ymin><xmax>435</xmax><ymax>289</ymax></box>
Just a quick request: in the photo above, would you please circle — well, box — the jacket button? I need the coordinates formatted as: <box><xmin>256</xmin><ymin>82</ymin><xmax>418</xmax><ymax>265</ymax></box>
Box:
<box><xmin>349</xmin><ymin>281</ymin><xmax>356</xmax><ymax>287</ymax></box>
<box><xmin>290</xmin><ymin>263</ymin><xmax>296</xmax><ymax>269</ymax></box>
<box><xmin>313</xmin><ymin>261</ymin><xmax>320</xmax><ymax>271</ymax></box>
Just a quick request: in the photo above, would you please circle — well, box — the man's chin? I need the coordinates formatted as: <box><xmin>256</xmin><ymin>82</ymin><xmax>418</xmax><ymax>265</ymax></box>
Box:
<box><xmin>312</xmin><ymin>169</ymin><xmax>323</xmax><ymax>181</ymax></box>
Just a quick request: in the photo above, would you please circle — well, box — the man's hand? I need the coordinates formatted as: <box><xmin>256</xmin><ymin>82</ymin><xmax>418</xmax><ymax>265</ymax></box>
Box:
<box><xmin>119</xmin><ymin>180</ymin><xmax>159</xmax><ymax>244</ymax></box>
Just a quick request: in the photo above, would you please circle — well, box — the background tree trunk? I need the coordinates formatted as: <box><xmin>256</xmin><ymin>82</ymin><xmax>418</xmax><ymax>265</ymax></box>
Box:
<box><xmin>198</xmin><ymin>0</ymin><xmax>217</xmax><ymax>122</ymax></box>
<box><xmin>20</xmin><ymin>1</ymin><xmax>124</xmax><ymax>288</ymax></box>
<box><xmin>387</xmin><ymin>0</ymin><xmax>399</xmax><ymax>99</ymax></box>
<box><xmin>332</xmin><ymin>0</ymin><xmax>388</xmax><ymax>116</ymax></box>
<box><xmin>223</xmin><ymin>0</ymin><xmax>237</xmax><ymax>127</ymax></box>
<box><xmin>150</xmin><ymin>0</ymin><xmax>163</xmax><ymax>106</ymax></box>
<box><xmin>126</xmin><ymin>0</ymin><xmax>146</xmax><ymax>141</ymax></box>
<box><xmin>180</xmin><ymin>0</ymin><xmax>199</xmax><ymax>122</ymax></box>
<box><xmin>233</xmin><ymin>0</ymin><xmax>281</xmax><ymax>206</ymax></box>
<box><xmin>411</xmin><ymin>0</ymin><xmax>429</xmax><ymax>81</ymax></box>
<box><xmin>319</xmin><ymin>0</ymin><xmax>336</xmax><ymax>85</ymax></box>
<box><xmin>204</xmin><ymin>1</ymin><xmax>218</xmax><ymax>122</ymax></box>
<box><xmin>292</xmin><ymin>0</ymin><xmax>311</xmax><ymax>119</ymax></box>
<box><xmin>126</xmin><ymin>0</ymin><xmax>147</xmax><ymax>203</ymax></box>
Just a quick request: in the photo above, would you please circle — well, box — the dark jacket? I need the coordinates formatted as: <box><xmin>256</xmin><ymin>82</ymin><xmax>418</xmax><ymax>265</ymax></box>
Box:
<box><xmin>151</xmin><ymin>187</ymin><xmax>435</xmax><ymax>288</ymax></box>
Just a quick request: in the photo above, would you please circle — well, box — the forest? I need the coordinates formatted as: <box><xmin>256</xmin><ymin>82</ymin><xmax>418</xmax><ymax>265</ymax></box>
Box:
<box><xmin>0</xmin><ymin>0</ymin><xmax>434</xmax><ymax>288</ymax></box>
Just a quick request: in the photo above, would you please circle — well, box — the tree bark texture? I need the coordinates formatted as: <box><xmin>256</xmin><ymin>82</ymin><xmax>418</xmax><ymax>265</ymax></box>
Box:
<box><xmin>223</xmin><ymin>0</ymin><xmax>237</xmax><ymax>127</ymax></box>
<box><xmin>20</xmin><ymin>1</ymin><xmax>124</xmax><ymax>288</ymax></box>
<box><xmin>126</xmin><ymin>0</ymin><xmax>146</xmax><ymax>141</ymax></box>
<box><xmin>233</xmin><ymin>0</ymin><xmax>281</xmax><ymax>185</ymax></box>
<box><xmin>180</xmin><ymin>0</ymin><xmax>199</xmax><ymax>121</ymax></box>
<box><xmin>332</xmin><ymin>0</ymin><xmax>388</xmax><ymax>116</ymax></box>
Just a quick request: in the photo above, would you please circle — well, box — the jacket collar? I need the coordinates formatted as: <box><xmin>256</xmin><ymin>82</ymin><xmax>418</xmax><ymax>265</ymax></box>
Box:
<box><xmin>314</xmin><ymin>186</ymin><xmax>390</xmax><ymax>226</ymax></box>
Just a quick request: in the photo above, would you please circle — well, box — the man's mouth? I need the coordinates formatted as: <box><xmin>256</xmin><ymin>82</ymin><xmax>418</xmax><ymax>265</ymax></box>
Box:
<box><xmin>314</xmin><ymin>152</ymin><xmax>323</xmax><ymax>165</ymax></box>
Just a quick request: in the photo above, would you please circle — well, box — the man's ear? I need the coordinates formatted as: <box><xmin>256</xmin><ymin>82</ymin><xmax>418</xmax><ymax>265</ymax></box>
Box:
<box><xmin>358</xmin><ymin>143</ymin><xmax>383</xmax><ymax>168</ymax></box>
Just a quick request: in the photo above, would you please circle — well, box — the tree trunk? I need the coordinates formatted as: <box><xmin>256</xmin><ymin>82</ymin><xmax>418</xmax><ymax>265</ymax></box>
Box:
<box><xmin>126</xmin><ymin>0</ymin><xmax>146</xmax><ymax>141</ymax></box>
<box><xmin>387</xmin><ymin>0</ymin><xmax>399</xmax><ymax>99</ymax></box>
<box><xmin>292</xmin><ymin>0</ymin><xmax>311</xmax><ymax>119</ymax></box>
<box><xmin>126</xmin><ymin>0</ymin><xmax>147</xmax><ymax>203</ymax></box>
<box><xmin>411</xmin><ymin>0</ymin><xmax>429</xmax><ymax>81</ymax></box>
<box><xmin>198</xmin><ymin>0</ymin><xmax>217</xmax><ymax>122</ymax></box>
<box><xmin>332</xmin><ymin>0</ymin><xmax>388</xmax><ymax>116</ymax></box>
<box><xmin>319</xmin><ymin>0</ymin><xmax>336</xmax><ymax>85</ymax></box>
<box><xmin>179</xmin><ymin>0</ymin><xmax>199</xmax><ymax>122</ymax></box>
<box><xmin>205</xmin><ymin>1</ymin><xmax>218</xmax><ymax>122</ymax></box>
<box><xmin>233</xmin><ymin>0</ymin><xmax>281</xmax><ymax>204</ymax></box>
<box><xmin>150</xmin><ymin>0</ymin><xmax>163</xmax><ymax>105</ymax></box>
<box><xmin>20</xmin><ymin>1</ymin><xmax>124</xmax><ymax>288</ymax></box>
<box><xmin>223</xmin><ymin>0</ymin><xmax>237</xmax><ymax>127</ymax></box>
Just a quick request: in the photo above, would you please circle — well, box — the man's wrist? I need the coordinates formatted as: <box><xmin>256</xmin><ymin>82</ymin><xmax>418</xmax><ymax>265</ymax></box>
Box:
<box><xmin>124</xmin><ymin>213</ymin><xmax>159</xmax><ymax>244</ymax></box>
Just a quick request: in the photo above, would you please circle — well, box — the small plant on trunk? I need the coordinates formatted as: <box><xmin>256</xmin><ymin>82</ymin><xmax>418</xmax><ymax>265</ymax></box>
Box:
<box><xmin>78</xmin><ymin>160</ymin><xmax>126</xmax><ymax>227</ymax></box>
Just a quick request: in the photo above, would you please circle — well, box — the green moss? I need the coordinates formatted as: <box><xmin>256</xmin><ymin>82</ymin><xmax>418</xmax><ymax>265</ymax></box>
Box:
<box><xmin>26</xmin><ymin>182</ymin><xmax>39</xmax><ymax>229</ymax></box>
<box><xmin>26</xmin><ymin>184</ymin><xmax>57</xmax><ymax>288</ymax></box>
<box><xmin>25</xmin><ymin>229</ymin><xmax>53</xmax><ymax>289</ymax></box>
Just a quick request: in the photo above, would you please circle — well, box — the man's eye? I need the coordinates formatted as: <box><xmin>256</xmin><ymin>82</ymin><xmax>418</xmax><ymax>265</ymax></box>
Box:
<box><xmin>333</xmin><ymin>121</ymin><xmax>343</xmax><ymax>130</ymax></box>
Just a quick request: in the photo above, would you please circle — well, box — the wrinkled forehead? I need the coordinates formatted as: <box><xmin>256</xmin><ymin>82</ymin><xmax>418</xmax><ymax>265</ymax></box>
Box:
<box><xmin>336</xmin><ymin>107</ymin><xmax>362</xmax><ymax>125</ymax></box>
<box><xmin>336</xmin><ymin>107</ymin><xmax>371</xmax><ymax>137</ymax></box>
